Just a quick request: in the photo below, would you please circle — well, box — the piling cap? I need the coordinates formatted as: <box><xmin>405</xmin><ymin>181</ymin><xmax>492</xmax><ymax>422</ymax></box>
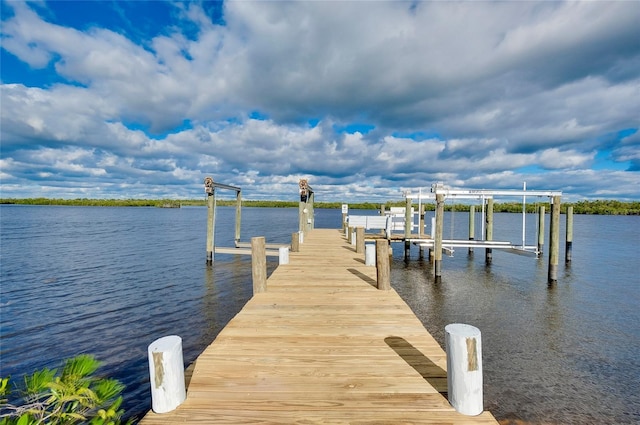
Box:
<box><xmin>445</xmin><ymin>323</ymin><xmax>481</xmax><ymax>338</ymax></box>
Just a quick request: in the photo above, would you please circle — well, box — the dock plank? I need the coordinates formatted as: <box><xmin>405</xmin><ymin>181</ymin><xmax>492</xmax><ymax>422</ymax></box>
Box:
<box><xmin>140</xmin><ymin>229</ymin><xmax>497</xmax><ymax>424</ymax></box>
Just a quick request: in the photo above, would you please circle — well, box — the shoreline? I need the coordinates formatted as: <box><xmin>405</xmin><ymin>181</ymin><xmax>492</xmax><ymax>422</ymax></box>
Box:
<box><xmin>1</xmin><ymin>197</ymin><xmax>639</xmax><ymax>215</ymax></box>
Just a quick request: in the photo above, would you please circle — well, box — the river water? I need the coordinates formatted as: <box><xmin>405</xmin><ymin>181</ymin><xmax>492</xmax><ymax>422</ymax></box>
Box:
<box><xmin>1</xmin><ymin>205</ymin><xmax>638</xmax><ymax>424</ymax></box>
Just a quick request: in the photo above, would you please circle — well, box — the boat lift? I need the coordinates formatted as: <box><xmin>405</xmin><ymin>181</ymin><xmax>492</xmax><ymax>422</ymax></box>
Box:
<box><xmin>402</xmin><ymin>182</ymin><xmax>562</xmax><ymax>258</ymax></box>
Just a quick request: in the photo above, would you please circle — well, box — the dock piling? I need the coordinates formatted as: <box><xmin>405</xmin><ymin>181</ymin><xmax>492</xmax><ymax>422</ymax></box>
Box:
<box><xmin>298</xmin><ymin>179</ymin><xmax>314</xmax><ymax>235</ymax></box>
<box><xmin>445</xmin><ymin>324</ymin><xmax>483</xmax><ymax>416</ymax></box>
<box><xmin>291</xmin><ymin>232</ymin><xmax>300</xmax><ymax>252</ymax></box>
<box><xmin>205</xmin><ymin>178</ymin><xmax>215</xmax><ymax>264</ymax></box>
<box><xmin>537</xmin><ymin>205</ymin><xmax>545</xmax><ymax>255</ymax></box>
<box><xmin>251</xmin><ymin>236</ymin><xmax>267</xmax><ymax>294</ymax></box>
<box><xmin>365</xmin><ymin>243</ymin><xmax>375</xmax><ymax>266</ymax></box>
<box><xmin>376</xmin><ymin>239</ymin><xmax>391</xmax><ymax>290</ymax></box>
<box><xmin>279</xmin><ymin>246</ymin><xmax>289</xmax><ymax>265</ymax></box>
<box><xmin>565</xmin><ymin>206</ymin><xmax>573</xmax><ymax>263</ymax></box>
<box><xmin>405</xmin><ymin>197</ymin><xmax>412</xmax><ymax>258</ymax></box>
<box><xmin>356</xmin><ymin>227</ymin><xmax>365</xmax><ymax>254</ymax></box>
<box><xmin>434</xmin><ymin>194</ymin><xmax>444</xmax><ymax>279</ymax></box>
<box><xmin>485</xmin><ymin>199</ymin><xmax>494</xmax><ymax>265</ymax></box>
<box><xmin>147</xmin><ymin>335</ymin><xmax>186</xmax><ymax>414</ymax></box>
<box><xmin>548</xmin><ymin>196</ymin><xmax>561</xmax><ymax>283</ymax></box>
<box><xmin>468</xmin><ymin>205</ymin><xmax>475</xmax><ymax>255</ymax></box>
<box><xmin>234</xmin><ymin>190</ymin><xmax>242</xmax><ymax>245</ymax></box>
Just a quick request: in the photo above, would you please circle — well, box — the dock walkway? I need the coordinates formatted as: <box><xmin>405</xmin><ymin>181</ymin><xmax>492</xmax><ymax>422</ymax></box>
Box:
<box><xmin>140</xmin><ymin>229</ymin><xmax>498</xmax><ymax>424</ymax></box>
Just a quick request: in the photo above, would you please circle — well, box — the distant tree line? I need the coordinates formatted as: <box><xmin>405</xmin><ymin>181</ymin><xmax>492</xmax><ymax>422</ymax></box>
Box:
<box><xmin>1</xmin><ymin>198</ymin><xmax>639</xmax><ymax>215</ymax></box>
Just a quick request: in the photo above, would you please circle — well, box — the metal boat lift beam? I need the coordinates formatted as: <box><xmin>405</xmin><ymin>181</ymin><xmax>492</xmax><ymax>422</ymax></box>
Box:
<box><xmin>406</xmin><ymin>188</ymin><xmax>562</xmax><ymax>201</ymax></box>
<box><xmin>411</xmin><ymin>239</ymin><xmax>540</xmax><ymax>257</ymax></box>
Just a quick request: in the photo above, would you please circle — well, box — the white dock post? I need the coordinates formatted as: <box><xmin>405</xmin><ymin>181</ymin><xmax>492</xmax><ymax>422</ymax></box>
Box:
<box><xmin>445</xmin><ymin>324</ymin><xmax>483</xmax><ymax>416</ymax></box>
<box><xmin>365</xmin><ymin>243</ymin><xmax>375</xmax><ymax>266</ymax></box>
<box><xmin>148</xmin><ymin>335</ymin><xmax>186</xmax><ymax>414</ymax></box>
<box><xmin>279</xmin><ymin>246</ymin><xmax>289</xmax><ymax>265</ymax></box>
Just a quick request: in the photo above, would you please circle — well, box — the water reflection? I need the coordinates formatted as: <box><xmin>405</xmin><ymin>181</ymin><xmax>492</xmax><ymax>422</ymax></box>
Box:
<box><xmin>2</xmin><ymin>207</ymin><xmax>638</xmax><ymax>424</ymax></box>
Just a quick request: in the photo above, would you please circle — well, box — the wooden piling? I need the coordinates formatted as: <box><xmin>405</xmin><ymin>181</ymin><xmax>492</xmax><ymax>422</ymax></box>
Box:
<box><xmin>435</xmin><ymin>194</ymin><xmax>444</xmax><ymax>278</ymax></box>
<box><xmin>147</xmin><ymin>335</ymin><xmax>186</xmax><ymax>414</ymax></box>
<box><xmin>299</xmin><ymin>202</ymin><xmax>307</xmax><ymax>235</ymax></box>
<box><xmin>419</xmin><ymin>203</ymin><xmax>425</xmax><ymax>258</ymax></box>
<box><xmin>375</xmin><ymin>239</ymin><xmax>391</xmax><ymax>290</ymax></box>
<box><xmin>206</xmin><ymin>193</ymin><xmax>215</xmax><ymax>263</ymax></box>
<box><xmin>251</xmin><ymin>236</ymin><xmax>267</xmax><ymax>294</ymax></box>
<box><xmin>565</xmin><ymin>206</ymin><xmax>573</xmax><ymax>263</ymax></box>
<box><xmin>445</xmin><ymin>324</ymin><xmax>483</xmax><ymax>416</ymax></box>
<box><xmin>548</xmin><ymin>196</ymin><xmax>561</xmax><ymax>283</ymax></box>
<box><xmin>291</xmin><ymin>232</ymin><xmax>300</xmax><ymax>253</ymax></box>
<box><xmin>537</xmin><ymin>205</ymin><xmax>545</xmax><ymax>255</ymax></box>
<box><xmin>235</xmin><ymin>190</ymin><xmax>242</xmax><ymax>244</ymax></box>
<box><xmin>485</xmin><ymin>199</ymin><xmax>493</xmax><ymax>264</ymax></box>
<box><xmin>468</xmin><ymin>205</ymin><xmax>475</xmax><ymax>255</ymax></box>
<box><xmin>356</xmin><ymin>227</ymin><xmax>365</xmax><ymax>254</ymax></box>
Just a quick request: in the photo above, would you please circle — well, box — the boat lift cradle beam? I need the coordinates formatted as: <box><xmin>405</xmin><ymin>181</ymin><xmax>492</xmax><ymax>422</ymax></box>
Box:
<box><xmin>409</xmin><ymin>239</ymin><xmax>540</xmax><ymax>258</ymax></box>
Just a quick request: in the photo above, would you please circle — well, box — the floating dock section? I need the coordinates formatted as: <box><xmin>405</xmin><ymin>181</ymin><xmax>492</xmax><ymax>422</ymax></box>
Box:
<box><xmin>140</xmin><ymin>229</ymin><xmax>498</xmax><ymax>424</ymax></box>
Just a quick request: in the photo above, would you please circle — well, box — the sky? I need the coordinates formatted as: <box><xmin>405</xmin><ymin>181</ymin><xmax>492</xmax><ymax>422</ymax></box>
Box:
<box><xmin>1</xmin><ymin>1</ymin><xmax>639</xmax><ymax>203</ymax></box>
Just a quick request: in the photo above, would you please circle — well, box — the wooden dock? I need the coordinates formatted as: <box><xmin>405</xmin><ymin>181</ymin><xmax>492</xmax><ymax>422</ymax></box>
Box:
<box><xmin>140</xmin><ymin>229</ymin><xmax>498</xmax><ymax>424</ymax></box>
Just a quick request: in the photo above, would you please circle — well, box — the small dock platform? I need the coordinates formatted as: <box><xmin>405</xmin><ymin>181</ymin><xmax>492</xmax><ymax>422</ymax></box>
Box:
<box><xmin>140</xmin><ymin>229</ymin><xmax>498</xmax><ymax>424</ymax></box>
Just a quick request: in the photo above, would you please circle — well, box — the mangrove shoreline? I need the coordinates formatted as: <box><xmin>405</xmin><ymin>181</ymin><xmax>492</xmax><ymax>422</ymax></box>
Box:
<box><xmin>1</xmin><ymin>198</ymin><xmax>639</xmax><ymax>215</ymax></box>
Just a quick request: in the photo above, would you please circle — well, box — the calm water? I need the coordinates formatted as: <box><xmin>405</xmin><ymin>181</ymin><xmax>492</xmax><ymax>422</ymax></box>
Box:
<box><xmin>1</xmin><ymin>205</ymin><xmax>638</xmax><ymax>424</ymax></box>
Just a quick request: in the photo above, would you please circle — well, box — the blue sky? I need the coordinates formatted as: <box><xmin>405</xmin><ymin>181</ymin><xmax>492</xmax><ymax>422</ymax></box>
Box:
<box><xmin>1</xmin><ymin>1</ymin><xmax>639</xmax><ymax>202</ymax></box>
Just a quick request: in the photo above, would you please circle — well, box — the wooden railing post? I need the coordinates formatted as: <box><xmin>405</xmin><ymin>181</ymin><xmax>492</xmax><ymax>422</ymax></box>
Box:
<box><xmin>376</xmin><ymin>239</ymin><xmax>391</xmax><ymax>290</ymax></box>
<box><xmin>251</xmin><ymin>236</ymin><xmax>267</xmax><ymax>294</ymax></box>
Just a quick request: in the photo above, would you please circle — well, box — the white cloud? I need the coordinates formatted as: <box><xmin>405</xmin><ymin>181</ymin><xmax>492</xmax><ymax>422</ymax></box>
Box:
<box><xmin>537</xmin><ymin>148</ymin><xmax>595</xmax><ymax>170</ymax></box>
<box><xmin>0</xmin><ymin>0</ymin><xmax>638</xmax><ymax>201</ymax></box>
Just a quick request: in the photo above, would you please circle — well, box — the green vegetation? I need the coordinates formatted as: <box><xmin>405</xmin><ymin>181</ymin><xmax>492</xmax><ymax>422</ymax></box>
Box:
<box><xmin>1</xmin><ymin>198</ymin><xmax>639</xmax><ymax>215</ymax></box>
<box><xmin>0</xmin><ymin>355</ymin><xmax>132</xmax><ymax>425</ymax></box>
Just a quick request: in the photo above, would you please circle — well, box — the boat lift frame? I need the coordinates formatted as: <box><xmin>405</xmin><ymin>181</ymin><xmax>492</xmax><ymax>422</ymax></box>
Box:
<box><xmin>402</xmin><ymin>183</ymin><xmax>562</xmax><ymax>257</ymax></box>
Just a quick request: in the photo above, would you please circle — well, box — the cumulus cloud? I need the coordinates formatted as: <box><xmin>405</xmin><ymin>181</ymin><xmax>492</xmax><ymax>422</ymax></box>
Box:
<box><xmin>0</xmin><ymin>0</ymin><xmax>638</xmax><ymax>201</ymax></box>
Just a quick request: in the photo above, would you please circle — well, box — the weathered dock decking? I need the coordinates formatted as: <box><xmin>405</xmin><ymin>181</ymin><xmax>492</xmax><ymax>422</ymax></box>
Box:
<box><xmin>140</xmin><ymin>229</ymin><xmax>498</xmax><ymax>424</ymax></box>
